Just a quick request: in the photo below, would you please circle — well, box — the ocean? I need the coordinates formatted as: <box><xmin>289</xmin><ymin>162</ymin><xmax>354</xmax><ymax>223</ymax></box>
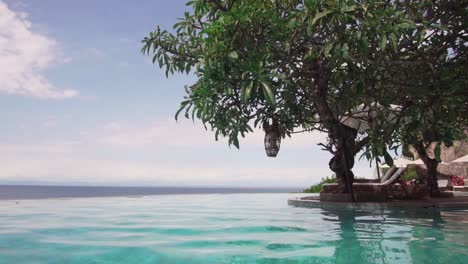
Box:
<box><xmin>0</xmin><ymin>185</ymin><xmax>300</xmax><ymax>200</ymax></box>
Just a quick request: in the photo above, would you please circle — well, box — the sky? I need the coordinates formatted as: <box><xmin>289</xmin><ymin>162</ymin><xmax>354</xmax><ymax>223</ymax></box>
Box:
<box><xmin>0</xmin><ymin>0</ymin><xmax>375</xmax><ymax>187</ymax></box>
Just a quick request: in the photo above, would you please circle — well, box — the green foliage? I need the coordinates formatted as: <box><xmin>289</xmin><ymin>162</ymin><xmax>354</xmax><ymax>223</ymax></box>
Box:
<box><xmin>402</xmin><ymin>144</ymin><xmax>413</xmax><ymax>160</ymax></box>
<box><xmin>357</xmin><ymin>0</ymin><xmax>467</xmax><ymax>166</ymax></box>
<box><xmin>401</xmin><ymin>165</ymin><xmax>419</xmax><ymax>182</ymax></box>
<box><xmin>143</xmin><ymin>0</ymin><xmax>456</xmax><ymax>150</ymax></box>
<box><xmin>303</xmin><ymin>176</ymin><xmax>336</xmax><ymax>193</ymax></box>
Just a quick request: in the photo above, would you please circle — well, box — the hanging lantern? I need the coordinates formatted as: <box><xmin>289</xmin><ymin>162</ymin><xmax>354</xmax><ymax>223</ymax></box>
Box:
<box><xmin>263</xmin><ymin>119</ymin><xmax>281</xmax><ymax>157</ymax></box>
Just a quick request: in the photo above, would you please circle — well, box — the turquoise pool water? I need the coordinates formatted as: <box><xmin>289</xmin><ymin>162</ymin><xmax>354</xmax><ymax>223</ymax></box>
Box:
<box><xmin>1</xmin><ymin>193</ymin><xmax>468</xmax><ymax>264</ymax></box>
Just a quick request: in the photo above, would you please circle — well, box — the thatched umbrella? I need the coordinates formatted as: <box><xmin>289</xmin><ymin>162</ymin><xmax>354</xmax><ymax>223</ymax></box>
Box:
<box><xmin>340</xmin><ymin>103</ymin><xmax>402</xmax><ymax>132</ymax></box>
<box><xmin>340</xmin><ymin>103</ymin><xmax>402</xmax><ymax>180</ymax></box>
<box><xmin>394</xmin><ymin>157</ymin><xmax>414</xmax><ymax>168</ymax></box>
<box><xmin>443</xmin><ymin>154</ymin><xmax>468</xmax><ymax>178</ymax></box>
<box><xmin>451</xmin><ymin>154</ymin><xmax>468</xmax><ymax>163</ymax></box>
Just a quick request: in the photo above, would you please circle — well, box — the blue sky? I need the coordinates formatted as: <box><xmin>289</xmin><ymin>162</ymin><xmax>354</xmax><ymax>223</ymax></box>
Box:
<box><xmin>0</xmin><ymin>0</ymin><xmax>374</xmax><ymax>187</ymax></box>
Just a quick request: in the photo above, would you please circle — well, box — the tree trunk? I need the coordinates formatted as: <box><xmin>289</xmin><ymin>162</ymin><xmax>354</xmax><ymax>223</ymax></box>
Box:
<box><xmin>310</xmin><ymin>61</ymin><xmax>358</xmax><ymax>194</ymax></box>
<box><xmin>328</xmin><ymin>125</ymin><xmax>358</xmax><ymax>193</ymax></box>
<box><xmin>413</xmin><ymin>142</ymin><xmax>439</xmax><ymax>196</ymax></box>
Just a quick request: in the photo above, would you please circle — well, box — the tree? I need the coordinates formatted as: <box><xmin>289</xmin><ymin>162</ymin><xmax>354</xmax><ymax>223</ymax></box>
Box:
<box><xmin>404</xmin><ymin>100</ymin><xmax>466</xmax><ymax>196</ymax></box>
<box><xmin>363</xmin><ymin>0</ymin><xmax>468</xmax><ymax>196</ymax></box>
<box><xmin>396</xmin><ymin>53</ymin><xmax>466</xmax><ymax>195</ymax></box>
<box><xmin>142</xmin><ymin>0</ymin><xmax>466</xmax><ymax>194</ymax></box>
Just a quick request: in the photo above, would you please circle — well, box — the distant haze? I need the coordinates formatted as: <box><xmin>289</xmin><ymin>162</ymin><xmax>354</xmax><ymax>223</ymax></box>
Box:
<box><xmin>0</xmin><ymin>185</ymin><xmax>302</xmax><ymax>200</ymax></box>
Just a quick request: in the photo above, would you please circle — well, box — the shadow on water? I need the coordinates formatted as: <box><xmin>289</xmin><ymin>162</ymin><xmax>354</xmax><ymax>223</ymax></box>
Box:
<box><xmin>319</xmin><ymin>207</ymin><xmax>468</xmax><ymax>264</ymax></box>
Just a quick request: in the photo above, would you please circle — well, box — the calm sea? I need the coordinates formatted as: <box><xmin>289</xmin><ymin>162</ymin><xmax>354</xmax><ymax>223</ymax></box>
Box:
<box><xmin>0</xmin><ymin>185</ymin><xmax>300</xmax><ymax>200</ymax></box>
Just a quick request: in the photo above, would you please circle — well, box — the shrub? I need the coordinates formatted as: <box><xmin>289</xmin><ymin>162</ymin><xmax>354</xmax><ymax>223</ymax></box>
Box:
<box><xmin>303</xmin><ymin>176</ymin><xmax>336</xmax><ymax>193</ymax></box>
<box><xmin>401</xmin><ymin>165</ymin><xmax>419</xmax><ymax>182</ymax></box>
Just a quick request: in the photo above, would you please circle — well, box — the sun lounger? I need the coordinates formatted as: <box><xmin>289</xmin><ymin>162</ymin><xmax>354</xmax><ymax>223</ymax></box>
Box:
<box><xmin>322</xmin><ymin>167</ymin><xmax>408</xmax><ymax>201</ymax></box>
<box><xmin>380</xmin><ymin>165</ymin><xmax>397</xmax><ymax>183</ymax></box>
<box><xmin>354</xmin><ymin>167</ymin><xmax>407</xmax><ymax>186</ymax></box>
<box><xmin>322</xmin><ymin>166</ymin><xmax>405</xmax><ymax>190</ymax></box>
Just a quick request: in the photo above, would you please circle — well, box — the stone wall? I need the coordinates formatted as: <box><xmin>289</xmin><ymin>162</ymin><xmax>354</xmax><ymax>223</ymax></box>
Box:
<box><xmin>409</xmin><ymin>140</ymin><xmax>468</xmax><ymax>162</ymax></box>
<box><xmin>441</xmin><ymin>140</ymin><xmax>468</xmax><ymax>162</ymax></box>
<box><xmin>322</xmin><ymin>183</ymin><xmax>428</xmax><ymax>201</ymax></box>
<box><xmin>409</xmin><ymin>138</ymin><xmax>468</xmax><ymax>183</ymax></box>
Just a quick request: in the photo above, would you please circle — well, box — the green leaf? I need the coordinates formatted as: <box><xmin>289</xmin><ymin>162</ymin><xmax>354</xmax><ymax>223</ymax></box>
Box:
<box><xmin>379</xmin><ymin>35</ymin><xmax>387</xmax><ymax>51</ymax></box>
<box><xmin>185</xmin><ymin>1</ymin><xmax>196</xmax><ymax>6</ymax></box>
<box><xmin>402</xmin><ymin>143</ymin><xmax>412</xmax><ymax>158</ymax></box>
<box><xmin>383</xmin><ymin>150</ymin><xmax>394</xmax><ymax>167</ymax></box>
<box><xmin>284</xmin><ymin>42</ymin><xmax>291</xmax><ymax>53</ymax></box>
<box><xmin>342</xmin><ymin>5</ymin><xmax>356</xmax><ymax>12</ymax></box>
<box><xmin>400</xmin><ymin>19</ymin><xmax>417</xmax><ymax>28</ymax></box>
<box><xmin>232</xmin><ymin>136</ymin><xmax>239</xmax><ymax>149</ymax></box>
<box><xmin>241</xmin><ymin>80</ymin><xmax>253</xmax><ymax>103</ymax></box>
<box><xmin>176</xmin><ymin>100</ymin><xmax>190</xmax><ymax>120</ymax></box>
<box><xmin>398</xmin><ymin>23</ymin><xmax>415</xmax><ymax>29</ymax></box>
<box><xmin>254</xmin><ymin>117</ymin><xmax>262</xmax><ymax>128</ymax></box>
<box><xmin>305</xmin><ymin>48</ymin><xmax>317</xmax><ymax>60</ymax></box>
<box><xmin>417</xmin><ymin>30</ymin><xmax>426</xmax><ymax>44</ymax></box>
<box><xmin>306</xmin><ymin>23</ymin><xmax>313</xmax><ymax>36</ymax></box>
<box><xmin>226</xmin><ymin>86</ymin><xmax>233</xmax><ymax>95</ymax></box>
<box><xmin>389</xmin><ymin>33</ymin><xmax>398</xmax><ymax>50</ymax></box>
<box><xmin>322</xmin><ymin>42</ymin><xmax>334</xmax><ymax>57</ymax></box>
<box><xmin>358</xmin><ymin>36</ymin><xmax>369</xmax><ymax>53</ymax></box>
<box><xmin>311</xmin><ymin>10</ymin><xmax>332</xmax><ymax>26</ymax></box>
<box><xmin>228</xmin><ymin>51</ymin><xmax>239</xmax><ymax>59</ymax></box>
<box><xmin>261</xmin><ymin>81</ymin><xmax>275</xmax><ymax>106</ymax></box>
<box><xmin>175</xmin><ymin>107</ymin><xmax>184</xmax><ymax>120</ymax></box>
<box><xmin>342</xmin><ymin>44</ymin><xmax>349</xmax><ymax>59</ymax></box>
<box><xmin>304</xmin><ymin>0</ymin><xmax>314</xmax><ymax>9</ymax></box>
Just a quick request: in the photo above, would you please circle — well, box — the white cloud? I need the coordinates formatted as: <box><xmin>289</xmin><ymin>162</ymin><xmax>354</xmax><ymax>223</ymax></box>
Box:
<box><xmin>95</xmin><ymin>118</ymin><xmax>327</xmax><ymax>150</ymax></box>
<box><xmin>0</xmin><ymin>140</ymin><xmax>374</xmax><ymax>186</ymax></box>
<box><xmin>0</xmin><ymin>117</ymin><xmax>374</xmax><ymax>186</ymax></box>
<box><xmin>0</xmin><ymin>117</ymin><xmax>331</xmax><ymax>186</ymax></box>
<box><xmin>95</xmin><ymin>119</ymin><xmax>219</xmax><ymax>149</ymax></box>
<box><xmin>0</xmin><ymin>1</ymin><xmax>78</xmax><ymax>99</ymax></box>
<box><xmin>0</xmin><ymin>141</ymin><xmax>318</xmax><ymax>187</ymax></box>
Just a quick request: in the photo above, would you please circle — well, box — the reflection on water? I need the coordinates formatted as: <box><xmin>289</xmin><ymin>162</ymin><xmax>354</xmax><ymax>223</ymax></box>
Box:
<box><xmin>0</xmin><ymin>194</ymin><xmax>467</xmax><ymax>264</ymax></box>
<box><xmin>320</xmin><ymin>207</ymin><xmax>468</xmax><ymax>264</ymax></box>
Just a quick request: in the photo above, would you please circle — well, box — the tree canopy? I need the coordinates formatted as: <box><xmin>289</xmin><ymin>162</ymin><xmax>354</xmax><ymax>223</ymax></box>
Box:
<box><xmin>142</xmin><ymin>0</ymin><xmax>467</xmax><ymax>194</ymax></box>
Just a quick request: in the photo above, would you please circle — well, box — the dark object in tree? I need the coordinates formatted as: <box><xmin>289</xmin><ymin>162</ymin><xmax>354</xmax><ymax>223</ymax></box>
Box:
<box><xmin>263</xmin><ymin>119</ymin><xmax>281</xmax><ymax>157</ymax></box>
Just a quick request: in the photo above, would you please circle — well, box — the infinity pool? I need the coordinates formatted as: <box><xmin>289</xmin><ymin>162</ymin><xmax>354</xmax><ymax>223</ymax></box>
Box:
<box><xmin>1</xmin><ymin>193</ymin><xmax>467</xmax><ymax>264</ymax></box>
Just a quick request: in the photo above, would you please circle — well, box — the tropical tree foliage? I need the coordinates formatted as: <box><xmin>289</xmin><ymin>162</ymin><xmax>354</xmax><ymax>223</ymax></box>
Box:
<box><xmin>361</xmin><ymin>0</ymin><xmax>468</xmax><ymax>195</ymax></box>
<box><xmin>142</xmin><ymin>0</ymin><xmax>467</xmax><ymax>195</ymax></box>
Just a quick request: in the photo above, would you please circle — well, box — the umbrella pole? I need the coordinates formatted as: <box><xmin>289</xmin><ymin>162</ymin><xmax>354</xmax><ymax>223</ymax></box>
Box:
<box><xmin>375</xmin><ymin>158</ymin><xmax>381</xmax><ymax>181</ymax></box>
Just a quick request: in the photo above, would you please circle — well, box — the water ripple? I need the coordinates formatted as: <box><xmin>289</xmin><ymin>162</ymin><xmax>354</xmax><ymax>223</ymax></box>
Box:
<box><xmin>1</xmin><ymin>194</ymin><xmax>468</xmax><ymax>264</ymax></box>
